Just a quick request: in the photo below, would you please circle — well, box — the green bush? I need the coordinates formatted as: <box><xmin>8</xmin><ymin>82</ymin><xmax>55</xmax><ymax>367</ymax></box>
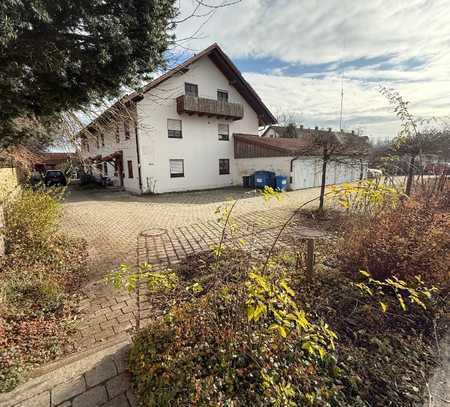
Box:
<box><xmin>4</xmin><ymin>188</ymin><xmax>62</xmax><ymax>256</ymax></box>
<box><xmin>128</xmin><ymin>253</ymin><xmax>352</xmax><ymax>407</ymax></box>
<box><xmin>0</xmin><ymin>190</ymin><xmax>87</xmax><ymax>391</ymax></box>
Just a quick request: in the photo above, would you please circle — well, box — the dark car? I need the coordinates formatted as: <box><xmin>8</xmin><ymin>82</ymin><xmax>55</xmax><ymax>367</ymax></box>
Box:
<box><xmin>44</xmin><ymin>170</ymin><xmax>67</xmax><ymax>186</ymax></box>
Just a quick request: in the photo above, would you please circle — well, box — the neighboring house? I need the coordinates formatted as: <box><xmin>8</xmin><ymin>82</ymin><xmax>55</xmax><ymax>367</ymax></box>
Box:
<box><xmin>80</xmin><ymin>43</ymin><xmax>276</xmax><ymax>194</ymax></box>
<box><xmin>260</xmin><ymin>124</ymin><xmax>360</xmax><ymax>139</ymax></box>
<box><xmin>234</xmin><ymin>133</ymin><xmax>368</xmax><ymax>190</ymax></box>
<box><xmin>34</xmin><ymin>152</ymin><xmax>76</xmax><ymax>172</ymax></box>
<box><xmin>260</xmin><ymin>125</ymin><xmax>307</xmax><ymax>138</ymax></box>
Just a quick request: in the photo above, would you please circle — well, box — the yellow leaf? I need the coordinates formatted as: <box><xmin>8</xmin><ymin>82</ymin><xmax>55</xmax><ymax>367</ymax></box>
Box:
<box><xmin>379</xmin><ymin>301</ymin><xmax>388</xmax><ymax>313</ymax></box>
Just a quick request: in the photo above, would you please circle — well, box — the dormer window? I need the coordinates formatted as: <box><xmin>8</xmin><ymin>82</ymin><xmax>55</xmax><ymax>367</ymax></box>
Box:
<box><xmin>185</xmin><ymin>83</ymin><xmax>198</xmax><ymax>97</ymax></box>
<box><xmin>217</xmin><ymin>90</ymin><xmax>228</xmax><ymax>102</ymax></box>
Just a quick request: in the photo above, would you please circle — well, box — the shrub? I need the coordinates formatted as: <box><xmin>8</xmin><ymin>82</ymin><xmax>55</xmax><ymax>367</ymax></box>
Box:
<box><xmin>128</xmin><ymin>253</ymin><xmax>351</xmax><ymax>407</ymax></box>
<box><xmin>3</xmin><ymin>188</ymin><xmax>62</xmax><ymax>256</ymax></box>
<box><xmin>338</xmin><ymin>199</ymin><xmax>449</xmax><ymax>285</ymax></box>
<box><xmin>0</xmin><ymin>209</ymin><xmax>87</xmax><ymax>391</ymax></box>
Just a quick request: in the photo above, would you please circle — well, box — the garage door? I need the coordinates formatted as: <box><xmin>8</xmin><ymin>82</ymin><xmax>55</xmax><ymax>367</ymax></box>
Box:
<box><xmin>291</xmin><ymin>158</ymin><xmax>317</xmax><ymax>189</ymax></box>
<box><xmin>292</xmin><ymin>158</ymin><xmax>367</xmax><ymax>190</ymax></box>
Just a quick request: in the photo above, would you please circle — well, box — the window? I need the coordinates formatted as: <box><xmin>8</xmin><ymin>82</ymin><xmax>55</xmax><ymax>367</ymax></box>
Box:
<box><xmin>103</xmin><ymin>162</ymin><xmax>108</xmax><ymax>175</ymax></box>
<box><xmin>219</xmin><ymin>159</ymin><xmax>230</xmax><ymax>175</ymax></box>
<box><xmin>96</xmin><ymin>135</ymin><xmax>100</xmax><ymax>149</ymax></box>
<box><xmin>170</xmin><ymin>159</ymin><xmax>184</xmax><ymax>178</ymax></box>
<box><xmin>217</xmin><ymin>90</ymin><xmax>228</xmax><ymax>102</ymax></box>
<box><xmin>124</xmin><ymin>121</ymin><xmax>130</xmax><ymax>140</ymax></box>
<box><xmin>115</xmin><ymin>125</ymin><xmax>120</xmax><ymax>143</ymax></box>
<box><xmin>101</xmin><ymin>134</ymin><xmax>105</xmax><ymax>147</ymax></box>
<box><xmin>185</xmin><ymin>82</ymin><xmax>198</xmax><ymax>97</ymax></box>
<box><xmin>218</xmin><ymin>123</ymin><xmax>229</xmax><ymax>141</ymax></box>
<box><xmin>86</xmin><ymin>142</ymin><xmax>90</xmax><ymax>152</ymax></box>
<box><xmin>168</xmin><ymin>119</ymin><xmax>182</xmax><ymax>138</ymax></box>
<box><xmin>114</xmin><ymin>161</ymin><xmax>118</xmax><ymax>176</ymax></box>
<box><xmin>127</xmin><ymin>160</ymin><xmax>133</xmax><ymax>178</ymax></box>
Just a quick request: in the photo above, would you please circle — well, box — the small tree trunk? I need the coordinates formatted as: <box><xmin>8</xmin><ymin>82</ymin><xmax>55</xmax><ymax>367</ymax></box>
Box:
<box><xmin>319</xmin><ymin>150</ymin><xmax>328</xmax><ymax>211</ymax></box>
<box><xmin>405</xmin><ymin>155</ymin><xmax>416</xmax><ymax>196</ymax></box>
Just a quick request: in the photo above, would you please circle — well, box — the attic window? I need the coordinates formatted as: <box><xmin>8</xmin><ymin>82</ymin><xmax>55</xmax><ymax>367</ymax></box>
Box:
<box><xmin>185</xmin><ymin>83</ymin><xmax>198</xmax><ymax>97</ymax></box>
<box><xmin>217</xmin><ymin>90</ymin><xmax>228</xmax><ymax>102</ymax></box>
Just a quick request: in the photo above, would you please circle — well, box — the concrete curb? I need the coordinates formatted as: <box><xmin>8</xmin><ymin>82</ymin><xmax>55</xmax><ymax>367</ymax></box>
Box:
<box><xmin>0</xmin><ymin>333</ymin><xmax>132</xmax><ymax>407</ymax></box>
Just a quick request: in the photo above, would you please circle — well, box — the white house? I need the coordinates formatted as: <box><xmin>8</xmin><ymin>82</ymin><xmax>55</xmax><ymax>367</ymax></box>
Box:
<box><xmin>80</xmin><ymin>43</ymin><xmax>276</xmax><ymax>194</ymax></box>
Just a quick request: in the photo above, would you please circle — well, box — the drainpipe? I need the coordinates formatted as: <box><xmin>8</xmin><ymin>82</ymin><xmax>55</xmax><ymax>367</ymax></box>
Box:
<box><xmin>134</xmin><ymin>123</ymin><xmax>143</xmax><ymax>193</ymax></box>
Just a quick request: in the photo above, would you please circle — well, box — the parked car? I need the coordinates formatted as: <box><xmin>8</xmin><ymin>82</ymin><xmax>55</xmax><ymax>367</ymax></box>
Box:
<box><xmin>424</xmin><ymin>162</ymin><xmax>450</xmax><ymax>175</ymax></box>
<box><xmin>44</xmin><ymin>170</ymin><xmax>67</xmax><ymax>186</ymax></box>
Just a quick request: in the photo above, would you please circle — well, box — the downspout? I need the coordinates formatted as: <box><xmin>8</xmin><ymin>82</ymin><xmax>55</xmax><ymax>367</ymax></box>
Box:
<box><xmin>134</xmin><ymin>123</ymin><xmax>143</xmax><ymax>194</ymax></box>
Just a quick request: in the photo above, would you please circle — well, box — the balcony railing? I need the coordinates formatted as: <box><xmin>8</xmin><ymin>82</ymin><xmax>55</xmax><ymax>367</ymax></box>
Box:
<box><xmin>176</xmin><ymin>95</ymin><xmax>244</xmax><ymax>121</ymax></box>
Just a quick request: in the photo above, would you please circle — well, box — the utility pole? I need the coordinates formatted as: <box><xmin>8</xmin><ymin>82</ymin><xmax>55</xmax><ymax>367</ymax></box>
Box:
<box><xmin>339</xmin><ymin>75</ymin><xmax>344</xmax><ymax>131</ymax></box>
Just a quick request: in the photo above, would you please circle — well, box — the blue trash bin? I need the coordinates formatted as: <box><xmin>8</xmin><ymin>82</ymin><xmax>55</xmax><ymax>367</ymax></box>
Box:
<box><xmin>275</xmin><ymin>175</ymin><xmax>288</xmax><ymax>191</ymax></box>
<box><xmin>254</xmin><ymin>171</ymin><xmax>276</xmax><ymax>189</ymax></box>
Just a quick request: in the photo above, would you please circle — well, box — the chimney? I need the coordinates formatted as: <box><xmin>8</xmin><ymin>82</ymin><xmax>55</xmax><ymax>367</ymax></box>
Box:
<box><xmin>328</xmin><ymin>127</ymin><xmax>332</xmax><ymax>132</ymax></box>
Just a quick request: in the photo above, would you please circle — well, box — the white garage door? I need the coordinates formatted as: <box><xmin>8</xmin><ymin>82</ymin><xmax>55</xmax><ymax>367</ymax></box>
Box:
<box><xmin>292</xmin><ymin>158</ymin><xmax>367</xmax><ymax>190</ymax></box>
<box><xmin>291</xmin><ymin>158</ymin><xmax>318</xmax><ymax>190</ymax></box>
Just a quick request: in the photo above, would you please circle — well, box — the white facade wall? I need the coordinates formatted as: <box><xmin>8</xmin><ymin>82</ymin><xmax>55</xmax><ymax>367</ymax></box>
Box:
<box><xmin>233</xmin><ymin>157</ymin><xmax>293</xmax><ymax>186</ymax></box>
<box><xmin>137</xmin><ymin>57</ymin><xmax>259</xmax><ymax>193</ymax></box>
<box><xmin>81</xmin><ymin>119</ymin><xmax>141</xmax><ymax>194</ymax></box>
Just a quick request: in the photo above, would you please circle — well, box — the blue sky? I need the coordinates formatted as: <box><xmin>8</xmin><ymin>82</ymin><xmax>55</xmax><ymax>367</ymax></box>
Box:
<box><xmin>174</xmin><ymin>0</ymin><xmax>450</xmax><ymax>140</ymax></box>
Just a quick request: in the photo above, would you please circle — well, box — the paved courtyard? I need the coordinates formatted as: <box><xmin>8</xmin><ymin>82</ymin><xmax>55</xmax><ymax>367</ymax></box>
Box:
<box><xmin>61</xmin><ymin>186</ymin><xmax>327</xmax><ymax>278</ymax></box>
<box><xmin>62</xmin><ymin>186</ymin><xmax>331</xmax><ymax>351</ymax></box>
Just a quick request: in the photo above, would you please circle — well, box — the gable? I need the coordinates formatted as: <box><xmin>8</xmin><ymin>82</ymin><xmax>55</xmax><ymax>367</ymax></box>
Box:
<box><xmin>131</xmin><ymin>44</ymin><xmax>276</xmax><ymax>126</ymax></box>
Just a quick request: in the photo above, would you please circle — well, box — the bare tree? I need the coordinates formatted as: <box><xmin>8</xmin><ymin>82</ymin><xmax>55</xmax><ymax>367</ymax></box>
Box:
<box><xmin>380</xmin><ymin>87</ymin><xmax>450</xmax><ymax>196</ymax></box>
<box><xmin>305</xmin><ymin>129</ymin><xmax>370</xmax><ymax>211</ymax></box>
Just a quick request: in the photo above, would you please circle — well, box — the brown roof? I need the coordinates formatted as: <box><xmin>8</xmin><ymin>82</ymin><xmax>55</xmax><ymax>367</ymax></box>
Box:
<box><xmin>83</xmin><ymin>44</ymin><xmax>276</xmax><ymax>135</ymax></box>
<box><xmin>41</xmin><ymin>152</ymin><xmax>75</xmax><ymax>160</ymax></box>
<box><xmin>234</xmin><ymin>134</ymin><xmax>318</xmax><ymax>157</ymax></box>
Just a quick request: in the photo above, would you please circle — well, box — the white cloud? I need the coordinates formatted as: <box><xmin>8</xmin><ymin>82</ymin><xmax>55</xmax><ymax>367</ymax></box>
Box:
<box><xmin>174</xmin><ymin>0</ymin><xmax>450</xmax><ymax>139</ymax></box>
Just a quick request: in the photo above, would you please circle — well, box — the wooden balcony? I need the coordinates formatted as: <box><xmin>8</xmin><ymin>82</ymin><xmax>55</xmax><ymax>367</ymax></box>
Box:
<box><xmin>176</xmin><ymin>95</ymin><xmax>244</xmax><ymax>120</ymax></box>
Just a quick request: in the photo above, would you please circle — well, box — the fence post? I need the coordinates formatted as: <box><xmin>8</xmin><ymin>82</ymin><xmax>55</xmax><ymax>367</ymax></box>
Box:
<box><xmin>306</xmin><ymin>238</ymin><xmax>315</xmax><ymax>281</ymax></box>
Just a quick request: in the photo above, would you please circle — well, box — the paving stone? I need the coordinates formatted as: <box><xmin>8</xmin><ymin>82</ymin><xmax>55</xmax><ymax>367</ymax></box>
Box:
<box><xmin>52</xmin><ymin>376</ymin><xmax>86</xmax><ymax>406</ymax></box>
<box><xmin>101</xmin><ymin>394</ymin><xmax>129</xmax><ymax>407</ymax></box>
<box><xmin>85</xmin><ymin>358</ymin><xmax>117</xmax><ymax>388</ymax></box>
<box><xmin>72</xmin><ymin>385</ymin><xmax>107</xmax><ymax>407</ymax></box>
<box><xmin>105</xmin><ymin>373</ymin><xmax>131</xmax><ymax>399</ymax></box>
<box><xmin>57</xmin><ymin>402</ymin><xmax>71</xmax><ymax>407</ymax></box>
<box><xmin>17</xmin><ymin>391</ymin><xmax>50</xmax><ymax>407</ymax></box>
<box><xmin>125</xmin><ymin>390</ymin><xmax>138</xmax><ymax>407</ymax></box>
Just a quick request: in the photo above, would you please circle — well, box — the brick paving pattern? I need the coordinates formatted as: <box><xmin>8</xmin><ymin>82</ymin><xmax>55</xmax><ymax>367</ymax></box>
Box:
<box><xmin>64</xmin><ymin>186</ymin><xmax>332</xmax><ymax>350</ymax></box>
